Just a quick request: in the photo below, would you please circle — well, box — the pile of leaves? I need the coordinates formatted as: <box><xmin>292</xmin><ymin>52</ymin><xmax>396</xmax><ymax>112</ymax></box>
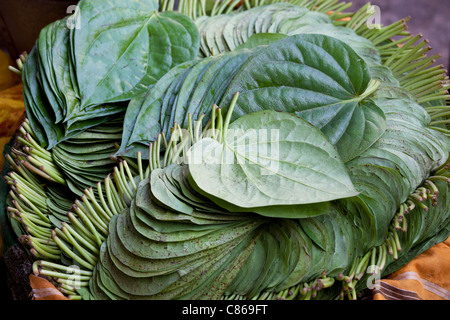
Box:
<box><xmin>2</xmin><ymin>0</ymin><xmax>450</xmax><ymax>300</ymax></box>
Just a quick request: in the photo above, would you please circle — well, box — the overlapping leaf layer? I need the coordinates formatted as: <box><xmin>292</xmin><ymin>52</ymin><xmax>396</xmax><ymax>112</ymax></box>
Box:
<box><xmin>4</xmin><ymin>0</ymin><xmax>450</xmax><ymax>300</ymax></box>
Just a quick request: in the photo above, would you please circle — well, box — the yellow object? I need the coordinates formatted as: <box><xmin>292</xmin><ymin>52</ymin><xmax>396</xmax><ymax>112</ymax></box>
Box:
<box><xmin>0</xmin><ymin>48</ymin><xmax>449</xmax><ymax>301</ymax></box>
<box><xmin>0</xmin><ymin>50</ymin><xmax>25</xmax><ymax>170</ymax></box>
<box><xmin>0</xmin><ymin>50</ymin><xmax>24</xmax><ymax>258</ymax></box>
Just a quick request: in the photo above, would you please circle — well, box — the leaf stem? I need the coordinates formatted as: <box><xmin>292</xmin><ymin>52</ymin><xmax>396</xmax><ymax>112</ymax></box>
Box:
<box><xmin>223</xmin><ymin>92</ymin><xmax>240</xmax><ymax>140</ymax></box>
<box><xmin>51</xmin><ymin>231</ymin><xmax>95</xmax><ymax>270</ymax></box>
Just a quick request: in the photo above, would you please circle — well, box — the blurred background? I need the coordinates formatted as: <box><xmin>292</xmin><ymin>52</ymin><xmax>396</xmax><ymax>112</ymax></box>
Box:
<box><xmin>351</xmin><ymin>0</ymin><xmax>450</xmax><ymax>68</ymax></box>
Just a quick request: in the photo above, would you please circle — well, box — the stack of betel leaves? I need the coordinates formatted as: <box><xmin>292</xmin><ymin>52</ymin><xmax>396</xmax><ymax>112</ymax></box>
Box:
<box><xmin>2</xmin><ymin>0</ymin><xmax>450</xmax><ymax>300</ymax></box>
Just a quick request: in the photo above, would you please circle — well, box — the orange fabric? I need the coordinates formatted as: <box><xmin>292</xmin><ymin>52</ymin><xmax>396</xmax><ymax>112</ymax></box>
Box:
<box><xmin>29</xmin><ymin>275</ymin><xmax>69</xmax><ymax>300</ymax></box>
<box><xmin>372</xmin><ymin>237</ymin><xmax>450</xmax><ymax>300</ymax></box>
<box><xmin>0</xmin><ymin>85</ymin><xmax>25</xmax><ymax>129</ymax></box>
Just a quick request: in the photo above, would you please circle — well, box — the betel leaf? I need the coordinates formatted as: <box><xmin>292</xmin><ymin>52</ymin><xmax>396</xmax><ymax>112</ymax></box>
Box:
<box><xmin>73</xmin><ymin>0</ymin><xmax>200</xmax><ymax>110</ymax></box>
<box><xmin>220</xmin><ymin>33</ymin><xmax>386</xmax><ymax>162</ymax></box>
<box><xmin>117</xmin><ymin>60</ymin><xmax>199</xmax><ymax>158</ymax></box>
<box><xmin>187</xmin><ymin>110</ymin><xmax>359</xmax><ymax>217</ymax></box>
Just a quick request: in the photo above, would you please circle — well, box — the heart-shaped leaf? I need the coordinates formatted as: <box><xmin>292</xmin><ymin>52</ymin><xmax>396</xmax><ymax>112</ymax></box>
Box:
<box><xmin>187</xmin><ymin>110</ymin><xmax>359</xmax><ymax>215</ymax></box>
<box><xmin>73</xmin><ymin>0</ymin><xmax>200</xmax><ymax>110</ymax></box>
<box><xmin>220</xmin><ymin>34</ymin><xmax>386</xmax><ymax>162</ymax></box>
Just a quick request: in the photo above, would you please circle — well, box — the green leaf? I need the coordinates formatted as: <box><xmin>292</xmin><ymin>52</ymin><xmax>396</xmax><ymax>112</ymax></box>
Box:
<box><xmin>187</xmin><ymin>110</ymin><xmax>358</xmax><ymax>216</ymax></box>
<box><xmin>220</xmin><ymin>33</ymin><xmax>386</xmax><ymax>162</ymax></box>
<box><xmin>73</xmin><ymin>0</ymin><xmax>200</xmax><ymax>110</ymax></box>
<box><xmin>117</xmin><ymin>60</ymin><xmax>199</xmax><ymax>157</ymax></box>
